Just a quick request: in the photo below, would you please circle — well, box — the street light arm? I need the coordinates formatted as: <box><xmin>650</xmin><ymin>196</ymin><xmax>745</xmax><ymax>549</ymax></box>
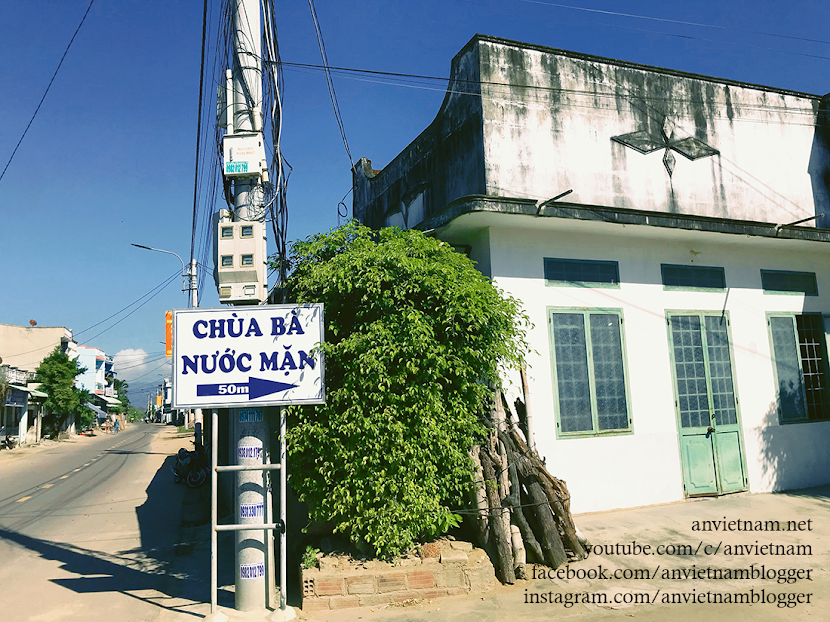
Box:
<box><xmin>131</xmin><ymin>243</ymin><xmax>185</xmax><ymax>272</ymax></box>
<box><xmin>131</xmin><ymin>243</ymin><xmax>196</xmax><ymax>308</ymax></box>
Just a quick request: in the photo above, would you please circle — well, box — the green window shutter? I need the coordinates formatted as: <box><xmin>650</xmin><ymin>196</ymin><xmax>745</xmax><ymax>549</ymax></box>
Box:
<box><xmin>589</xmin><ymin>313</ymin><xmax>628</xmax><ymax>430</ymax></box>
<box><xmin>551</xmin><ymin>313</ymin><xmax>593</xmax><ymax>432</ymax></box>
<box><xmin>549</xmin><ymin>308</ymin><xmax>632</xmax><ymax>436</ymax></box>
<box><xmin>661</xmin><ymin>264</ymin><xmax>726</xmax><ymax>290</ymax></box>
<box><xmin>544</xmin><ymin>258</ymin><xmax>619</xmax><ymax>287</ymax></box>
<box><xmin>669</xmin><ymin>315</ymin><xmax>709</xmax><ymax>429</ymax></box>
<box><xmin>761</xmin><ymin>270</ymin><xmax>818</xmax><ymax>296</ymax></box>
<box><xmin>703</xmin><ymin>316</ymin><xmax>738</xmax><ymax>426</ymax></box>
<box><xmin>769</xmin><ymin>316</ymin><xmax>807</xmax><ymax>422</ymax></box>
<box><xmin>795</xmin><ymin>315</ymin><xmax>830</xmax><ymax>420</ymax></box>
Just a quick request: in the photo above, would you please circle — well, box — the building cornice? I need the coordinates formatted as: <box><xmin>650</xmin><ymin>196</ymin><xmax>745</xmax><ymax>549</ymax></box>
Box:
<box><xmin>418</xmin><ymin>195</ymin><xmax>830</xmax><ymax>244</ymax></box>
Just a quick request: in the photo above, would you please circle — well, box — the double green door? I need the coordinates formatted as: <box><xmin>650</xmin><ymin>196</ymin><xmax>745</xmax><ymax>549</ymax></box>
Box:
<box><xmin>667</xmin><ymin>313</ymin><xmax>747</xmax><ymax>496</ymax></box>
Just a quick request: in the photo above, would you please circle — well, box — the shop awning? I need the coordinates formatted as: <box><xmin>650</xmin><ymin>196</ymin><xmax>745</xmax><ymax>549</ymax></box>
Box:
<box><xmin>88</xmin><ymin>403</ymin><xmax>107</xmax><ymax>418</ymax></box>
<box><xmin>10</xmin><ymin>384</ymin><xmax>48</xmax><ymax>399</ymax></box>
<box><xmin>100</xmin><ymin>395</ymin><xmax>122</xmax><ymax>406</ymax></box>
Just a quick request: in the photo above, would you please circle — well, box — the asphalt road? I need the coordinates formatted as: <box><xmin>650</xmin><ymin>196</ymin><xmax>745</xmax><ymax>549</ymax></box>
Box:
<box><xmin>0</xmin><ymin>423</ymin><xmax>205</xmax><ymax>622</ymax></box>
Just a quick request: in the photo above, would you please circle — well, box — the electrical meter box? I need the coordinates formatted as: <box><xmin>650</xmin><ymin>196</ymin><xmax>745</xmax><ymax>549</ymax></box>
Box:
<box><xmin>222</xmin><ymin>133</ymin><xmax>267</xmax><ymax>178</ymax></box>
<box><xmin>213</xmin><ymin>210</ymin><xmax>267</xmax><ymax>304</ymax></box>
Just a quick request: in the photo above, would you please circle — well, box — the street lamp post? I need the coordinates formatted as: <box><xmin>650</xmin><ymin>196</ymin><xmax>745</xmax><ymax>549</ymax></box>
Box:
<box><xmin>132</xmin><ymin>243</ymin><xmax>202</xmax><ymax>443</ymax></box>
<box><xmin>131</xmin><ymin>243</ymin><xmax>198</xmax><ymax>308</ymax></box>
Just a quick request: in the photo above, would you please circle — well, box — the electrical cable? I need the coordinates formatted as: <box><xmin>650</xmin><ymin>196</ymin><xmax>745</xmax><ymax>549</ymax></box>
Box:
<box><xmin>9</xmin><ymin>269</ymin><xmax>181</xmax><ymax>361</ymax></box>
<box><xmin>190</xmin><ymin>0</ymin><xmax>210</xmax><ymax>290</ymax></box>
<box><xmin>119</xmin><ymin>358</ymin><xmax>172</xmax><ymax>383</ymax></box>
<box><xmin>112</xmin><ymin>353</ymin><xmax>171</xmax><ymax>373</ymax></box>
<box><xmin>80</xmin><ymin>272</ymin><xmax>180</xmax><ymax>345</ymax></box>
<box><xmin>0</xmin><ymin>0</ymin><xmax>96</xmax><ymax>184</ymax></box>
<box><xmin>74</xmin><ymin>269</ymin><xmax>182</xmax><ymax>338</ymax></box>
<box><xmin>278</xmin><ymin>61</ymin><xmax>820</xmax><ymax>115</ymax></box>
<box><xmin>306</xmin><ymin>0</ymin><xmax>354</xmax><ymax>169</ymax></box>
<box><xmin>515</xmin><ymin>0</ymin><xmax>830</xmax><ymax>46</ymax></box>
<box><xmin>279</xmin><ymin>61</ymin><xmax>821</xmax><ymax>129</ymax></box>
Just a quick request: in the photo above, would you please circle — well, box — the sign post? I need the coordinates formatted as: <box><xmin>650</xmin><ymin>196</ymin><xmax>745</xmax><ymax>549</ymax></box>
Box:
<box><xmin>173</xmin><ymin>304</ymin><xmax>324</xmax><ymax>615</ymax></box>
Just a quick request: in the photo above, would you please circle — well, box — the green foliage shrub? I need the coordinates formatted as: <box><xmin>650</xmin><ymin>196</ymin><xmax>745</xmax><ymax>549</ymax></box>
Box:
<box><xmin>282</xmin><ymin>222</ymin><xmax>528</xmax><ymax>558</ymax></box>
<box><xmin>35</xmin><ymin>347</ymin><xmax>86</xmax><ymax>436</ymax></box>
<box><xmin>302</xmin><ymin>546</ymin><xmax>320</xmax><ymax>570</ymax></box>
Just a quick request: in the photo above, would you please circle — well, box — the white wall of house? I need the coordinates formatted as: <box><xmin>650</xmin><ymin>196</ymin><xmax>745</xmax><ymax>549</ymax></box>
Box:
<box><xmin>486</xmin><ymin>220</ymin><xmax>830</xmax><ymax>514</ymax></box>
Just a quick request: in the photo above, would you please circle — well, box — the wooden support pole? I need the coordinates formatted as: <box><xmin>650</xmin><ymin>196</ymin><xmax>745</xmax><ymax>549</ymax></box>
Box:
<box><xmin>479</xmin><ymin>443</ymin><xmax>515</xmax><ymax>584</ymax></box>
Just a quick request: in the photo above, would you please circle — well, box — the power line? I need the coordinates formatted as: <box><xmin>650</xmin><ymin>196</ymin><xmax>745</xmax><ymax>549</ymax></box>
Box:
<box><xmin>9</xmin><ymin>269</ymin><xmax>180</xmax><ymax>361</ymax></box>
<box><xmin>306</xmin><ymin>0</ymin><xmax>353</xmax><ymax>168</ymax></box>
<box><xmin>0</xmin><ymin>0</ymin><xmax>96</xmax><ymax>185</ymax></box>
<box><xmin>74</xmin><ymin>269</ymin><xmax>181</xmax><ymax>338</ymax></box>
<box><xmin>279</xmin><ymin>61</ymin><xmax>820</xmax><ymax>112</ymax></box>
<box><xmin>516</xmin><ymin>0</ymin><xmax>830</xmax><ymax>46</ymax></box>
<box><xmin>120</xmin><ymin>358</ymin><xmax>171</xmax><ymax>383</ymax></box>
<box><xmin>112</xmin><ymin>353</ymin><xmax>170</xmax><ymax>373</ymax></box>
<box><xmin>79</xmin><ymin>272</ymin><xmax>180</xmax><ymax>345</ymax></box>
<box><xmin>278</xmin><ymin>61</ymin><xmax>821</xmax><ymax>129</ymax></box>
<box><xmin>190</xmin><ymin>0</ymin><xmax>210</xmax><ymax>270</ymax></box>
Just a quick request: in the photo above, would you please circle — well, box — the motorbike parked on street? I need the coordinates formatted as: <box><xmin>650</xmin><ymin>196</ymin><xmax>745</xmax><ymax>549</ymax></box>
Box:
<box><xmin>0</xmin><ymin>426</ymin><xmax>17</xmax><ymax>450</ymax></box>
<box><xmin>171</xmin><ymin>441</ymin><xmax>209</xmax><ymax>488</ymax></box>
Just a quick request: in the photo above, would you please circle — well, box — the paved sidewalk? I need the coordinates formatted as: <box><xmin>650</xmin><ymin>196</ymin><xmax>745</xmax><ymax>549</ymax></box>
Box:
<box><xmin>303</xmin><ymin>486</ymin><xmax>828</xmax><ymax>622</ymax></box>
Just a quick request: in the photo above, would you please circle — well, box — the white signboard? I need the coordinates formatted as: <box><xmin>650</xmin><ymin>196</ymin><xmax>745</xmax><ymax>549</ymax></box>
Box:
<box><xmin>172</xmin><ymin>304</ymin><xmax>324</xmax><ymax>408</ymax></box>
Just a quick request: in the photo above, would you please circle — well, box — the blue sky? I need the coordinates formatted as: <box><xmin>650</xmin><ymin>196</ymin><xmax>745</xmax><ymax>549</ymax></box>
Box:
<box><xmin>1</xmin><ymin>0</ymin><xmax>828</xmax><ymax>407</ymax></box>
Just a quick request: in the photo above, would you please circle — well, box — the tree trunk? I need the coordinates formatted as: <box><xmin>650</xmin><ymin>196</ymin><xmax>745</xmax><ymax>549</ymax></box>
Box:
<box><xmin>479</xmin><ymin>442</ymin><xmax>515</xmax><ymax>584</ymax></box>
<box><xmin>505</xmin><ymin>426</ymin><xmax>587</xmax><ymax>560</ymax></box>
<box><xmin>524</xmin><ymin>477</ymin><xmax>568</xmax><ymax>568</ymax></box>
<box><xmin>468</xmin><ymin>445</ymin><xmax>490</xmax><ymax>550</ymax></box>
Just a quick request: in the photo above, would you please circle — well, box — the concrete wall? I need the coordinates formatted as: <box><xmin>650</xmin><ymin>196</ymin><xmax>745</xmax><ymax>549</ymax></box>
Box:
<box><xmin>0</xmin><ymin>324</ymin><xmax>74</xmax><ymax>372</ymax></box>
<box><xmin>352</xmin><ymin>40</ymin><xmax>487</xmax><ymax>229</ymax></box>
<box><xmin>485</xmin><ymin>222</ymin><xmax>830</xmax><ymax>514</ymax></box>
<box><xmin>354</xmin><ymin>36</ymin><xmax>829</xmax><ymax>232</ymax></box>
<box><xmin>477</xmin><ymin>38</ymin><xmax>827</xmax><ymax>227</ymax></box>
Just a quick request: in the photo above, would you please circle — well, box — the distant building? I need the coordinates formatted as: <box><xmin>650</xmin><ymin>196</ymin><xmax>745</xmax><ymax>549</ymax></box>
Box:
<box><xmin>75</xmin><ymin>345</ymin><xmax>107</xmax><ymax>396</ymax></box>
<box><xmin>353</xmin><ymin>35</ymin><xmax>830</xmax><ymax>513</ymax></box>
<box><xmin>0</xmin><ymin>323</ymin><xmax>75</xmax><ymax>371</ymax></box>
<box><xmin>75</xmin><ymin>345</ymin><xmax>122</xmax><ymax>423</ymax></box>
<box><xmin>0</xmin><ymin>323</ymin><xmax>75</xmax><ymax>443</ymax></box>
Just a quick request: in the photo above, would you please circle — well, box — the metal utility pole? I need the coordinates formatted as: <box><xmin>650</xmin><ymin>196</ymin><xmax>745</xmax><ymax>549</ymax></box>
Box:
<box><xmin>132</xmin><ymin>243</ymin><xmax>203</xmax><ymax>441</ymax></box>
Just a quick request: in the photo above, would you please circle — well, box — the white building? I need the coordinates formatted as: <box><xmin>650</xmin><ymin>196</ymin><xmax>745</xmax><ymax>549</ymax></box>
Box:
<box><xmin>353</xmin><ymin>35</ymin><xmax>830</xmax><ymax>513</ymax></box>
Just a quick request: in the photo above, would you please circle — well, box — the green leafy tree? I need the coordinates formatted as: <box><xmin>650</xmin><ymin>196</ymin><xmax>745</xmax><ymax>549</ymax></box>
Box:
<box><xmin>112</xmin><ymin>377</ymin><xmax>130</xmax><ymax>408</ymax></box>
<box><xmin>0</xmin><ymin>367</ymin><xmax>9</xmax><ymax>406</ymax></box>
<box><xmin>35</xmin><ymin>347</ymin><xmax>86</xmax><ymax>435</ymax></box>
<box><xmin>281</xmin><ymin>221</ymin><xmax>529</xmax><ymax>558</ymax></box>
<box><xmin>77</xmin><ymin>388</ymin><xmax>96</xmax><ymax>430</ymax></box>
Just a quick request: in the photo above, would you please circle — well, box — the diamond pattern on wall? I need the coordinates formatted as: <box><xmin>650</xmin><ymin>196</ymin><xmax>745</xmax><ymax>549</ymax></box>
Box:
<box><xmin>612</xmin><ymin>116</ymin><xmax>720</xmax><ymax>177</ymax></box>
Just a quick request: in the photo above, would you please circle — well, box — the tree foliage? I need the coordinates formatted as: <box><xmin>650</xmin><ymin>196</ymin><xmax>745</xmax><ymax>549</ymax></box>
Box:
<box><xmin>0</xmin><ymin>367</ymin><xmax>9</xmax><ymax>405</ymax></box>
<box><xmin>111</xmin><ymin>377</ymin><xmax>130</xmax><ymax>409</ymax></box>
<box><xmin>35</xmin><ymin>347</ymin><xmax>86</xmax><ymax>435</ymax></box>
<box><xmin>281</xmin><ymin>222</ymin><xmax>529</xmax><ymax>558</ymax></box>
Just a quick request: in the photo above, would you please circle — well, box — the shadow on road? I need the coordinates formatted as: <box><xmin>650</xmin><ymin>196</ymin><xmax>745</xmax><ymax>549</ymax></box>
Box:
<box><xmin>0</xmin><ymin>453</ymin><xmax>208</xmax><ymax>617</ymax></box>
<box><xmin>776</xmin><ymin>483</ymin><xmax>830</xmax><ymax>505</ymax></box>
<box><xmin>0</xmin><ymin>527</ymin><xmax>203</xmax><ymax>617</ymax></box>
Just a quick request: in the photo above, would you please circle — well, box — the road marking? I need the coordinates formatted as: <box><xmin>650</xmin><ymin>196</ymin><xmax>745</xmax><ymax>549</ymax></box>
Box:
<box><xmin>73</xmin><ymin>468</ymin><xmax>81</xmax><ymax>472</ymax></box>
<box><xmin>16</xmin><ymin>496</ymin><xmax>31</xmax><ymax>503</ymax></box>
<box><xmin>83</xmin><ymin>462</ymin><xmax>91</xmax><ymax>466</ymax></box>
<box><xmin>41</xmin><ymin>484</ymin><xmax>53</xmax><ymax>489</ymax></box>
<box><xmin>59</xmin><ymin>475</ymin><xmax>69</xmax><ymax>479</ymax></box>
